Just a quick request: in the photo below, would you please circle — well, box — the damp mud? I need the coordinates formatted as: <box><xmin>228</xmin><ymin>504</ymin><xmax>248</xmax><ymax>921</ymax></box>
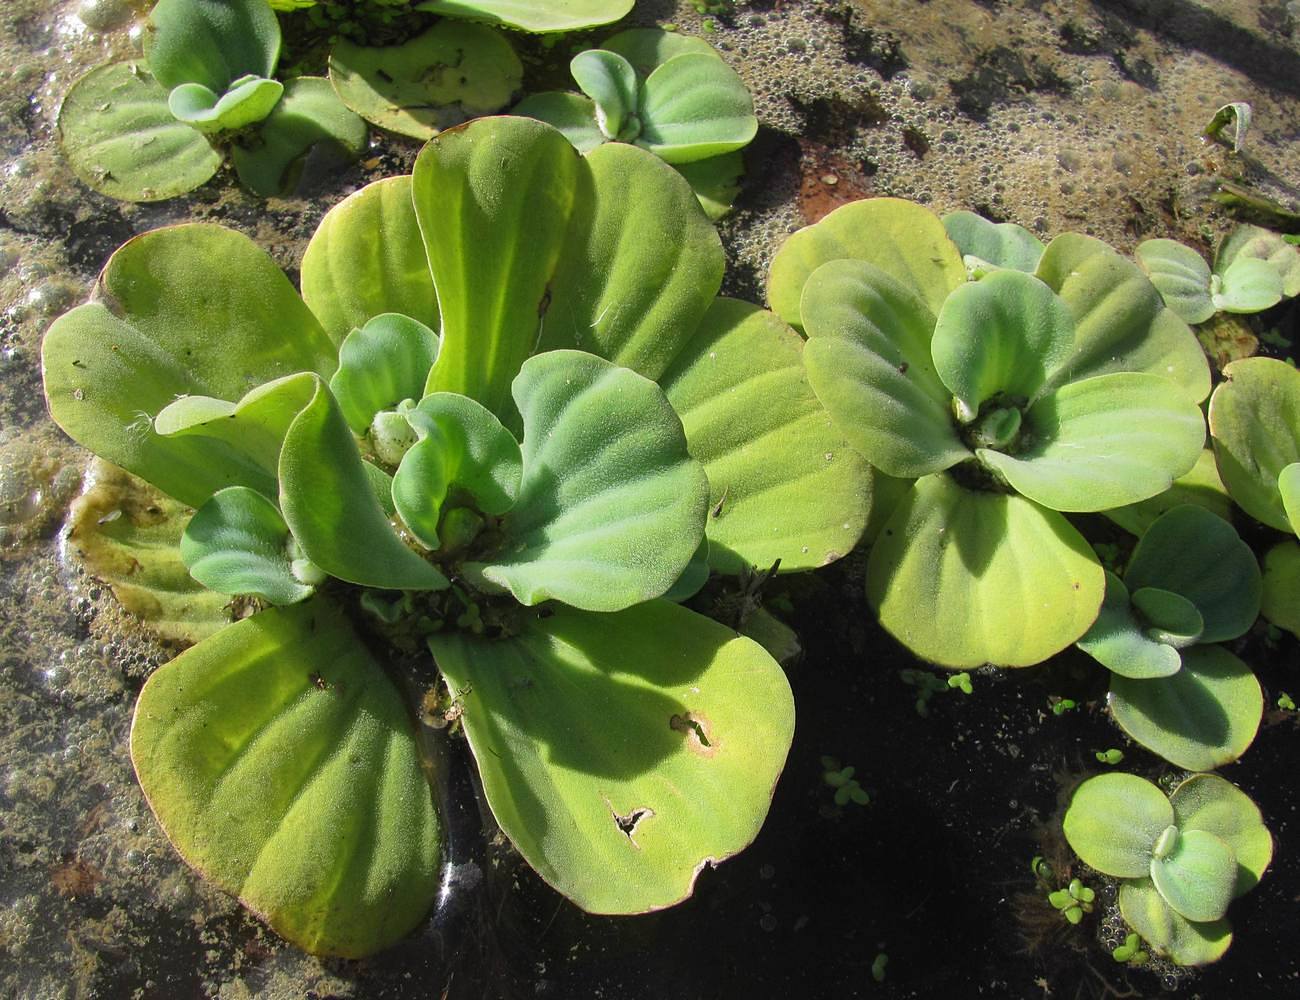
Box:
<box><xmin>2</xmin><ymin>1</ymin><xmax>1299</xmax><ymax>998</ymax></box>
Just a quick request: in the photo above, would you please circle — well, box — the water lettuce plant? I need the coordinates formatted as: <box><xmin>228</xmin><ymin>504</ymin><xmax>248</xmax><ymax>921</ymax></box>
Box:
<box><xmin>513</xmin><ymin>28</ymin><xmax>758</xmax><ymax>218</ymax></box>
<box><xmin>1209</xmin><ymin>355</ymin><xmax>1300</xmax><ymax>637</ymax></box>
<box><xmin>767</xmin><ymin>198</ymin><xmax>1210</xmax><ymax>668</ymax></box>
<box><xmin>1076</xmin><ymin>505</ymin><xmax>1263</xmax><ymax>770</ymax></box>
<box><xmin>1135</xmin><ymin>226</ymin><xmax>1300</xmax><ymax>325</ymax></box>
<box><xmin>42</xmin><ymin>115</ymin><xmax>871</xmax><ymax>955</ymax></box>
<box><xmin>59</xmin><ymin>0</ymin><xmax>367</xmax><ymax>201</ymax></box>
<box><xmin>1063</xmin><ymin>772</ymin><xmax>1272</xmax><ymax>965</ymax></box>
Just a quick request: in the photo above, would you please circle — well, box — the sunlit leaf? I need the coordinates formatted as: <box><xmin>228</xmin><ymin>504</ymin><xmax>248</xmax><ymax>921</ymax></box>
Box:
<box><xmin>329</xmin><ymin>314</ymin><xmax>440</xmax><ymax>435</ymax></box>
<box><xmin>941</xmin><ymin>210</ymin><xmax>1045</xmax><ymax>274</ymax></box>
<box><xmin>1135</xmin><ymin>239</ymin><xmax>1215</xmax><ymax>325</ymax></box>
<box><xmin>1150</xmin><ymin>828</ymin><xmax>1236</xmax><ymax>923</ymax></box>
<box><xmin>1063</xmin><ymin>773</ymin><xmax>1173</xmax><ymax>878</ymax></box>
<box><xmin>167</xmin><ymin>75</ymin><xmax>283</xmax><ymax>134</ymax></box>
<box><xmin>414</xmin><ymin>0</ymin><xmax>634</xmax><ymax>32</ymax></box>
<box><xmin>636</xmin><ymin>53</ymin><xmax>757</xmax><ymax>165</ymax></box>
<box><xmin>1120</xmin><ymin>879</ymin><xmax>1232</xmax><ymax>966</ymax></box>
<box><xmin>145</xmin><ymin>0</ymin><xmax>280</xmax><ymax>93</ymax></box>
<box><xmin>1076</xmin><ymin>571</ymin><xmax>1183</xmax><ymax>679</ymax></box>
<box><xmin>1170</xmin><ymin>774</ymin><xmax>1273</xmax><ymax>898</ymax></box>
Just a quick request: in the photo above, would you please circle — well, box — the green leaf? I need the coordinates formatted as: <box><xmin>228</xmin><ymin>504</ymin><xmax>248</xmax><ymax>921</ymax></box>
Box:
<box><xmin>1124</xmin><ymin>504</ymin><xmax>1261</xmax><ymax>643</ymax></box>
<box><xmin>1109</xmin><ymin>644</ymin><xmax>1263</xmax><ymax>771</ymax></box>
<box><xmin>1209</xmin><ymin>356</ymin><xmax>1300</xmax><ymax>534</ymax></box>
<box><xmin>278</xmin><ymin>377</ymin><xmax>448</xmax><ymax>591</ymax></box>
<box><xmin>977</xmin><ymin>372</ymin><xmax>1205</xmax><ymax>512</ymax></box>
<box><xmin>636</xmin><ymin>53</ymin><xmax>757</xmax><ymax>165</ymax></box>
<box><xmin>1130</xmin><ymin>587</ymin><xmax>1204</xmax><ymax>647</ymax></box>
<box><xmin>427</xmin><ymin>599</ymin><xmax>793</xmax><ymax>913</ymax></box>
<box><xmin>152</xmin><ymin>372</ymin><xmax>321</xmax><ymax>500</ymax></box>
<box><xmin>58</xmin><ymin>62</ymin><xmax>222</xmax><ymax>202</ymax></box>
<box><xmin>800</xmin><ymin>258</ymin><xmax>969</xmax><ymax>478</ymax></box>
<box><xmin>145</xmin><ymin>0</ymin><xmax>280</xmax><ymax>93</ymax></box>
<box><xmin>1217</xmin><ymin>224</ymin><xmax>1300</xmax><ymax>298</ymax></box>
<box><xmin>41</xmin><ymin>225</ymin><xmax>337</xmax><ymax>506</ymax></box>
<box><xmin>511</xmin><ymin>92</ymin><xmax>606</xmax><ymax>153</ymax></box>
<box><xmin>1076</xmin><ymin>571</ymin><xmax>1183</xmax><ymax>679</ymax></box>
<box><xmin>941</xmin><ymin>211</ymin><xmax>1045</xmax><ymax>273</ymax></box>
<box><xmin>392</xmin><ymin>393</ymin><xmax>522</xmax><ymax>549</ymax></box>
<box><xmin>1105</xmin><ymin>449</ymin><xmax>1233</xmax><ymax>537</ymax></box>
<box><xmin>571</xmin><ymin>50</ymin><xmax>640</xmax><ymax>141</ymax></box>
<box><xmin>329</xmin><ymin>314</ymin><xmax>440</xmax><ymax>435</ymax></box>
<box><xmin>1119</xmin><ymin>879</ymin><xmax>1232</xmax><ymax>966</ymax></box>
<box><xmin>1203</xmin><ymin>101</ymin><xmax>1251</xmax><ymax>152</ymax></box>
<box><xmin>1261</xmin><ymin>539</ymin><xmax>1300</xmax><ymax>637</ymax></box>
<box><xmin>329</xmin><ymin>23</ymin><xmax>522</xmax><ymax>141</ymax></box>
<box><xmin>413</xmin><ymin>0</ymin><xmax>634</xmax><ymax>32</ymax></box>
<box><xmin>1062</xmin><ymin>773</ymin><xmax>1173</xmax><ymax>878</ymax></box>
<box><xmin>659</xmin><ymin>298</ymin><xmax>872</xmax><ymax>574</ymax></box>
<box><xmin>66</xmin><ymin>460</ymin><xmax>230</xmax><ymax>644</ymax></box>
<box><xmin>414</xmin><ymin>116</ymin><xmax>578</xmax><ymax>419</ymax></box>
<box><xmin>231</xmin><ymin>77</ymin><xmax>368</xmax><ymax>198</ymax></box>
<box><xmin>865</xmin><ymin>474</ymin><xmax>1104</xmax><ymax>668</ymax></box>
<box><xmin>1134</xmin><ymin>239</ymin><xmax>1215</xmax><ymax>325</ymax></box>
<box><xmin>601</xmin><ymin>27</ymin><xmax>722</xmax><ymax>76</ymax></box>
<box><xmin>1280</xmin><ymin>463</ymin><xmax>1300</xmax><ymax>535</ymax></box>
<box><xmin>768</xmin><ymin>197</ymin><xmax>965</xmax><ymax>330</ymax></box>
<box><xmin>167</xmin><ymin>75</ymin><xmax>283</xmax><ymax>134</ymax></box>
<box><xmin>468</xmin><ymin>351</ymin><xmax>708</xmax><ymax>611</ymax></box>
<box><xmin>131</xmin><ymin>599</ymin><xmax>442</xmax><ymax>957</ymax></box>
<box><xmin>300</xmin><ymin>176</ymin><xmax>440</xmax><ymax>343</ymax></box>
<box><xmin>181</xmin><ymin>487</ymin><xmax>315</xmax><ymax>605</ymax></box>
<box><xmin>1212</xmin><ymin>257</ymin><xmax>1284</xmax><ymax>313</ymax></box>
<box><xmin>1170</xmin><ymin>774</ymin><xmax>1273</xmax><ymax>898</ymax></box>
<box><xmin>1149</xmin><ymin>828</ymin><xmax>1237</xmax><ymax>923</ymax></box>
<box><xmin>931</xmin><ymin>269</ymin><xmax>1075</xmax><ymax>416</ymax></box>
<box><xmin>540</xmin><ymin>141</ymin><xmax>724</xmax><ymax>380</ymax></box>
<box><xmin>673</xmin><ymin>151</ymin><xmax>745</xmax><ymax>220</ymax></box>
<box><xmin>1035</xmin><ymin>233</ymin><xmax>1211</xmax><ymax>403</ymax></box>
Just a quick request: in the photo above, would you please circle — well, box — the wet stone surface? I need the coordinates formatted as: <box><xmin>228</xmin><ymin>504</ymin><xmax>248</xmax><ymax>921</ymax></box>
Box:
<box><xmin>1</xmin><ymin>1</ymin><xmax>1299</xmax><ymax>998</ymax></box>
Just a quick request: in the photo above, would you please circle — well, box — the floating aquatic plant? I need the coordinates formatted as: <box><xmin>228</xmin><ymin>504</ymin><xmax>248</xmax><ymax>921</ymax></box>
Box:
<box><xmin>1063</xmin><ymin>772</ymin><xmax>1272</xmax><ymax>966</ymax></box>
<box><xmin>767</xmin><ymin>198</ymin><xmax>1209</xmax><ymax>668</ymax></box>
<box><xmin>59</xmin><ymin>0</ymin><xmax>367</xmax><ymax>201</ymax></box>
<box><xmin>43</xmin><ymin>115</ymin><xmax>870</xmax><ymax>955</ymax></box>
<box><xmin>514</xmin><ymin>28</ymin><xmax>758</xmax><ymax>218</ymax></box>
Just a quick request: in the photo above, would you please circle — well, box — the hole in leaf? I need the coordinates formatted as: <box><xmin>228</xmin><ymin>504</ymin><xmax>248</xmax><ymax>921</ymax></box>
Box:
<box><xmin>670</xmin><ymin>712</ymin><xmax>713</xmax><ymax>748</ymax></box>
<box><xmin>612</xmin><ymin>806</ymin><xmax>653</xmax><ymax>841</ymax></box>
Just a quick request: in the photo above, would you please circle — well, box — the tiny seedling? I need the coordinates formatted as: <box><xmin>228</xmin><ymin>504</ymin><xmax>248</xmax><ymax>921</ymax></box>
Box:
<box><xmin>1051</xmin><ymin>697</ymin><xmax>1077</xmax><ymax>716</ymax></box>
<box><xmin>948</xmin><ymin>672</ymin><xmax>974</xmax><ymax>695</ymax></box>
<box><xmin>1112</xmin><ymin>932</ymin><xmax>1149</xmax><ymax>965</ymax></box>
<box><xmin>1094</xmin><ymin>749</ymin><xmax>1124</xmax><ymax>765</ymax></box>
<box><xmin>1047</xmin><ymin>877</ymin><xmax>1096</xmax><ymax>924</ymax></box>
<box><xmin>871</xmin><ymin>952</ymin><xmax>889</xmax><ymax>983</ymax></box>
<box><xmin>820</xmin><ymin>756</ymin><xmax>870</xmax><ymax>807</ymax></box>
<box><xmin>1279</xmin><ymin>692</ymin><xmax>1297</xmax><ymax>711</ymax></box>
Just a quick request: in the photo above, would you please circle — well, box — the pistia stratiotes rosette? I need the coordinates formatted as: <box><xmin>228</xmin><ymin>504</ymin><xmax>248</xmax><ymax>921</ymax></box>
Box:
<box><xmin>42</xmin><ymin>115</ymin><xmax>870</xmax><ymax>955</ymax></box>
<box><xmin>1063</xmin><ymin>773</ymin><xmax>1272</xmax><ymax>966</ymax></box>
<box><xmin>513</xmin><ymin>28</ymin><xmax>758</xmax><ymax>219</ymax></box>
<box><xmin>767</xmin><ymin>198</ymin><xmax>1211</xmax><ymax>668</ymax></box>
<box><xmin>1076</xmin><ymin>505</ymin><xmax>1263</xmax><ymax>770</ymax></box>
<box><xmin>1209</xmin><ymin>356</ymin><xmax>1300</xmax><ymax>637</ymax></box>
<box><xmin>59</xmin><ymin>0</ymin><xmax>367</xmax><ymax>201</ymax></box>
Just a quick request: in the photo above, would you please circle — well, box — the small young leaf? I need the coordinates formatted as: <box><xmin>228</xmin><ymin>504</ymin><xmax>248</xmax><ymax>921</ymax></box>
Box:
<box><xmin>329</xmin><ymin>314</ymin><xmax>440</xmax><ymax>435</ymax></box>
<box><xmin>1203</xmin><ymin>101</ymin><xmax>1251</xmax><ymax>152</ymax></box>
<box><xmin>941</xmin><ymin>211</ymin><xmax>1045</xmax><ymax>274</ymax></box>
<box><xmin>468</xmin><ymin>351</ymin><xmax>708</xmax><ymax>611</ymax></box>
<box><xmin>1076</xmin><ymin>571</ymin><xmax>1183</xmax><ymax>679</ymax></box>
<box><xmin>1216</xmin><ymin>224</ymin><xmax>1300</xmax><ymax>298</ymax></box>
<box><xmin>1130</xmin><ymin>587</ymin><xmax>1205</xmax><ymax>648</ymax></box>
<box><xmin>167</xmin><ymin>75</ymin><xmax>283</xmax><ymax>134</ymax></box>
<box><xmin>1134</xmin><ymin>239</ymin><xmax>1215</xmax><ymax>325</ymax></box>
<box><xmin>1063</xmin><ymin>773</ymin><xmax>1173</xmax><ymax>878</ymax></box>
<box><xmin>391</xmin><ymin>393</ymin><xmax>522</xmax><ymax>549</ymax></box>
<box><xmin>181</xmin><ymin>486</ymin><xmax>314</xmax><ymax>605</ymax></box>
<box><xmin>637</xmin><ymin>53</ymin><xmax>757</xmax><ymax>164</ymax></box>
<box><xmin>1212</xmin><ymin>256</ymin><xmax>1284</xmax><ymax>314</ymax></box>
<box><xmin>1149</xmin><ymin>828</ymin><xmax>1237</xmax><ymax>922</ymax></box>
<box><xmin>571</xmin><ymin>49</ymin><xmax>641</xmax><ymax>141</ymax></box>
<box><xmin>1124</xmin><ymin>504</ymin><xmax>1261</xmax><ymax>643</ymax></box>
